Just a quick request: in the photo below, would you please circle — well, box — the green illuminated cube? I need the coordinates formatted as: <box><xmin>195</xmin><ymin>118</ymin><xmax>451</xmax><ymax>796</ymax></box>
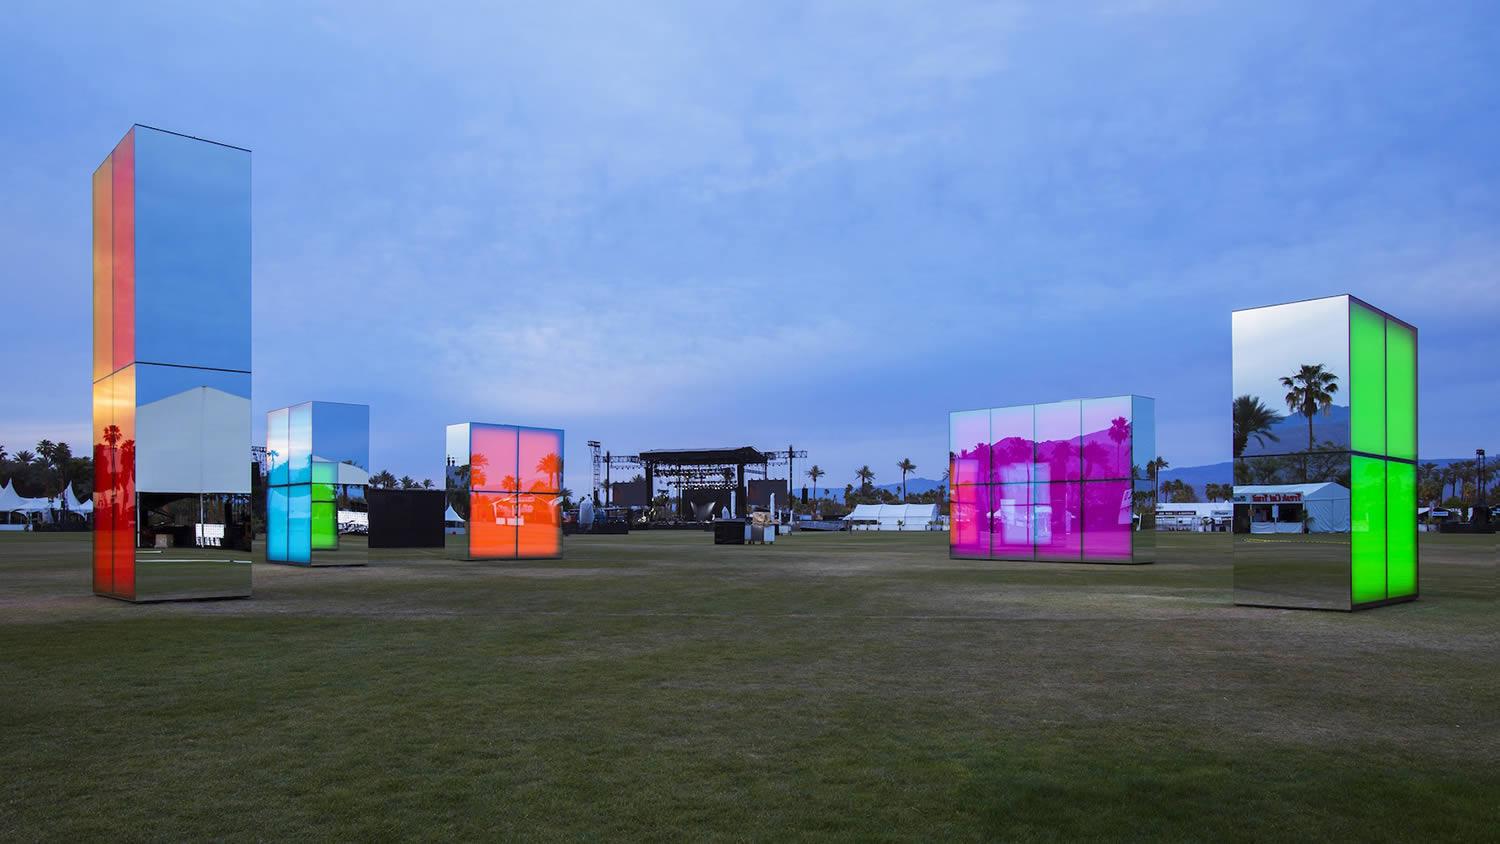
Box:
<box><xmin>1232</xmin><ymin>295</ymin><xmax>1417</xmax><ymax>610</ymax></box>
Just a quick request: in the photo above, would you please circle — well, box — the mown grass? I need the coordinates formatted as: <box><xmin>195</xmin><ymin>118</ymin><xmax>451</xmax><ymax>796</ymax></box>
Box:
<box><xmin>1</xmin><ymin>531</ymin><xmax>1495</xmax><ymax>841</ymax></box>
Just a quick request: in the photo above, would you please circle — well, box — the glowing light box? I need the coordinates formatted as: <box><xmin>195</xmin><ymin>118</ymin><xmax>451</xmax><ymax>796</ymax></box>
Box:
<box><xmin>949</xmin><ymin>396</ymin><xmax>1155</xmax><ymax>564</ymax></box>
<box><xmin>1231</xmin><ymin>295</ymin><xmax>1417</xmax><ymax>610</ymax></box>
<box><xmin>92</xmin><ymin>125</ymin><xmax>252</xmax><ymax>602</ymax></box>
<box><xmin>445</xmin><ymin>423</ymin><xmax>564</xmax><ymax>560</ymax></box>
<box><xmin>265</xmin><ymin>402</ymin><xmax>370</xmax><ymax>566</ymax></box>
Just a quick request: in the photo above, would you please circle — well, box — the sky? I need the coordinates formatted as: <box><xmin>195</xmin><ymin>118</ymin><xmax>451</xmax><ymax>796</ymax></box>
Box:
<box><xmin>1</xmin><ymin>0</ymin><xmax>1497</xmax><ymax>496</ymax></box>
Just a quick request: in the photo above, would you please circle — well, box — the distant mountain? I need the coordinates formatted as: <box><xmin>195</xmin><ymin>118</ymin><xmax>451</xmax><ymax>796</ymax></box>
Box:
<box><xmin>798</xmin><ymin>477</ymin><xmax>943</xmax><ymax>497</ymax></box>
<box><xmin>1241</xmin><ymin>405</ymin><xmax>1351</xmax><ymax>456</ymax></box>
<box><xmin>1160</xmin><ymin>462</ymin><xmax>1232</xmax><ymax>492</ymax></box>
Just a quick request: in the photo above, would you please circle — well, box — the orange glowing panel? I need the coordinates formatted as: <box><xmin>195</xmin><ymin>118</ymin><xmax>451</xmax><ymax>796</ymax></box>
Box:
<box><xmin>111</xmin><ymin>367</ymin><xmax>136</xmax><ymax>599</ymax></box>
<box><xmin>470</xmin><ymin>424</ymin><xmax>519</xmax><ymax>492</ymax></box>
<box><xmin>110</xmin><ymin>130</ymin><xmax>135</xmax><ymax>371</ymax></box>
<box><xmin>469</xmin><ymin>491</ymin><xmax>517</xmax><ymax>558</ymax></box>
<box><xmin>518</xmin><ymin>428</ymin><xmax>563</xmax><ymax>493</ymax></box>
<box><xmin>92</xmin><ymin>158</ymin><xmax>113</xmax><ymax>381</ymax></box>
<box><xmin>516</xmin><ymin>494</ymin><xmax>562</xmax><ymax>557</ymax></box>
<box><xmin>91</xmin><ymin>376</ymin><xmax>113</xmax><ymax>594</ymax></box>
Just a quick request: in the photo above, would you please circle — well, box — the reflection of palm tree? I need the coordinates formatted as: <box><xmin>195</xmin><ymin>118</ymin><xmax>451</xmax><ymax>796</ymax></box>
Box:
<box><xmin>1107</xmin><ymin>417</ymin><xmax>1130</xmax><ymax>472</ymax></box>
<box><xmin>1233</xmin><ymin>394</ymin><xmax>1281</xmax><ymax>458</ymax></box>
<box><xmin>1280</xmin><ymin>365</ymin><xmax>1339</xmax><ymax>453</ymax></box>
<box><xmin>103</xmin><ymin>426</ymin><xmax>121</xmax><ymax>448</ymax></box>
<box><xmin>536</xmin><ymin>452</ymin><xmax>563</xmax><ymax>491</ymax></box>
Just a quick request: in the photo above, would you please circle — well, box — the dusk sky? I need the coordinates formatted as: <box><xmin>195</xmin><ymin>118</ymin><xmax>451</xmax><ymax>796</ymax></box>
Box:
<box><xmin>2</xmin><ymin>1</ymin><xmax>1496</xmax><ymax>495</ymax></box>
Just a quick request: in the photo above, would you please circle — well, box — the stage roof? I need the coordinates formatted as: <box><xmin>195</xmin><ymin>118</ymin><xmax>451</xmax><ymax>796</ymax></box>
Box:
<box><xmin>638</xmin><ymin>446</ymin><xmax>768</xmax><ymax>465</ymax></box>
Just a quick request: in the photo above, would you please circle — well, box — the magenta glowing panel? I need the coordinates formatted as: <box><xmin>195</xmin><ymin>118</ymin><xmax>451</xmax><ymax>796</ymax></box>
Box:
<box><xmin>949</xmin><ymin>396</ymin><xmax>1155</xmax><ymax>564</ymax></box>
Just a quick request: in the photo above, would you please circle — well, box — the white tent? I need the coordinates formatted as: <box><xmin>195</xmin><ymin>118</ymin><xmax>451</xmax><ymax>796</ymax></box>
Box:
<box><xmin>444</xmin><ymin>506</ymin><xmax>464</xmax><ymax>523</ymax></box>
<box><xmin>1233</xmin><ymin>483</ymin><xmax>1350</xmax><ymax>534</ymax></box>
<box><xmin>845</xmin><ymin>503</ymin><xmax>940</xmax><ymax>531</ymax></box>
<box><xmin>1155</xmin><ymin>502</ymin><xmax>1232</xmax><ymax>531</ymax></box>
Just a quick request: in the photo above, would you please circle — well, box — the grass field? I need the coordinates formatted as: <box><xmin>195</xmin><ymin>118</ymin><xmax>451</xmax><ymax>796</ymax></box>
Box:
<box><xmin>1</xmin><ymin>530</ymin><xmax>1495</xmax><ymax>841</ymax></box>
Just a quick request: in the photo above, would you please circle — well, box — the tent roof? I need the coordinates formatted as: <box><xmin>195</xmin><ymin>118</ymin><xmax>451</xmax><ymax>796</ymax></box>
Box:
<box><xmin>638</xmin><ymin>446</ymin><xmax>768</xmax><ymax>465</ymax></box>
<box><xmin>1234</xmin><ymin>483</ymin><xmax>1349</xmax><ymax>499</ymax></box>
<box><xmin>845</xmin><ymin>503</ymin><xmax>939</xmax><ymax>520</ymax></box>
<box><xmin>445</xmin><ymin>506</ymin><xmax>463</xmax><ymax>522</ymax></box>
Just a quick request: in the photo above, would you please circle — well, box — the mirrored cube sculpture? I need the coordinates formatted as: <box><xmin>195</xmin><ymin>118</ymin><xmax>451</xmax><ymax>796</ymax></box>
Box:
<box><xmin>92</xmin><ymin>125</ymin><xmax>252</xmax><ymax>601</ymax></box>
<box><xmin>445</xmin><ymin>423</ymin><xmax>563</xmax><ymax>560</ymax></box>
<box><xmin>1231</xmin><ymin>295</ymin><xmax>1417</xmax><ymax>610</ymax></box>
<box><xmin>949</xmin><ymin>396</ymin><xmax>1154</xmax><ymax>564</ymax></box>
<box><xmin>265</xmin><ymin>401</ymin><xmax>370</xmax><ymax>565</ymax></box>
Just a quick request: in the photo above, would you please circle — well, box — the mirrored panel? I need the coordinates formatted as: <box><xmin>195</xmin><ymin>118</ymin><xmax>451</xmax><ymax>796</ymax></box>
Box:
<box><xmin>950</xmin><ymin>484</ymin><xmax>987</xmax><ymax>559</ymax></box>
<box><xmin>1082</xmin><ymin>396</ymin><xmax>1132</xmax><ymax>482</ymax></box>
<box><xmin>132</xmin><ymin>126</ymin><xmax>251</xmax><ymax>373</ymax></box>
<box><xmin>518</xmin><ymin>427</ymin><xmax>563</xmax><ymax>494</ymax></box>
<box><xmin>134</xmin><ymin>493</ymin><xmax>252</xmax><ymax>601</ymax></box>
<box><xmin>989</xmin><ymin>405</ymin><xmax>1033</xmax><ymax>484</ymax></box>
<box><xmin>989</xmin><ymin>483</ymin><xmax>1032</xmax><ymax>560</ymax></box>
<box><xmin>1083</xmin><ymin>480</ymin><xmax>1133</xmax><ymax>562</ymax></box>
<box><xmin>949</xmin><ymin>410</ymin><xmax>989</xmax><ymax>487</ymax></box>
<box><xmin>517</xmin><ymin>493</ymin><xmax>562</xmax><ymax>558</ymax></box>
<box><xmin>1034</xmin><ymin>480</ymin><xmax>1081</xmax><ymax>562</ymax></box>
<box><xmin>1132</xmin><ymin>478</ymin><xmax>1157</xmax><ymax>562</ymax></box>
<box><xmin>1232</xmin><ymin>454</ymin><xmax>1352</xmax><ymax>610</ymax></box>
<box><xmin>1035</xmin><ymin>400</ymin><xmax>1081</xmax><ymax>484</ymax></box>
<box><xmin>1232</xmin><ymin>296</ymin><xmax>1350</xmax><ymax>459</ymax></box>
<box><xmin>470</xmin><ymin>424</ymin><xmax>519</xmax><ymax>492</ymax></box>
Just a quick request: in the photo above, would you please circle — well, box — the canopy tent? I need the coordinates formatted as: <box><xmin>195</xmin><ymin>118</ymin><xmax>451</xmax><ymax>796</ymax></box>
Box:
<box><xmin>845</xmin><ymin>503</ymin><xmax>940</xmax><ymax>531</ymax></box>
<box><xmin>444</xmin><ymin>506</ymin><xmax>464</xmax><ymax>523</ymax></box>
<box><xmin>1233</xmin><ymin>482</ymin><xmax>1351</xmax><ymax>534</ymax></box>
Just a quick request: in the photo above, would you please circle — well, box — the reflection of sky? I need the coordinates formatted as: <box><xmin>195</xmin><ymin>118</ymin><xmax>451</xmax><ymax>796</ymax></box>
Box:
<box><xmin>1232</xmin><ymin>297</ymin><xmax>1350</xmax><ymax>411</ymax></box>
<box><xmin>5</xmin><ymin>4</ymin><xmax>1499</xmax><ymax>485</ymax></box>
<box><xmin>312</xmin><ymin>402</ymin><xmax>370</xmax><ymax>469</ymax></box>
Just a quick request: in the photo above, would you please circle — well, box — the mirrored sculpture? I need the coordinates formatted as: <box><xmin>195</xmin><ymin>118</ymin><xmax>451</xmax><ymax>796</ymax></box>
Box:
<box><xmin>92</xmin><ymin>125</ymin><xmax>252</xmax><ymax>601</ymax></box>
<box><xmin>950</xmin><ymin>396</ymin><xmax>1155</xmax><ymax>564</ymax></box>
<box><xmin>1231</xmin><ymin>295</ymin><xmax>1417</xmax><ymax>610</ymax></box>
<box><xmin>445</xmin><ymin>423</ymin><xmax>564</xmax><ymax>560</ymax></box>
<box><xmin>265</xmin><ymin>402</ymin><xmax>370</xmax><ymax>565</ymax></box>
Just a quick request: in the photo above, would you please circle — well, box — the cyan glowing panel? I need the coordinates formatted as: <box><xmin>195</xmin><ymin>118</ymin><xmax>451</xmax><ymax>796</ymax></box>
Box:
<box><xmin>265</xmin><ymin>401</ymin><xmax>370</xmax><ymax>566</ymax></box>
<box><xmin>1231</xmin><ymin>296</ymin><xmax>1417</xmax><ymax>611</ymax></box>
<box><xmin>92</xmin><ymin>125</ymin><xmax>251</xmax><ymax>602</ymax></box>
<box><xmin>950</xmin><ymin>397</ymin><xmax>1153</xmax><ymax>564</ymax></box>
<box><xmin>267</xmin><ymin>486</ymin><xmax>289</xmax><ymax>561</ymax></box>
<box><xmin>447</xmin><ymin>422</ymin><xmax>565</xmax><ymax>560</ymax></box>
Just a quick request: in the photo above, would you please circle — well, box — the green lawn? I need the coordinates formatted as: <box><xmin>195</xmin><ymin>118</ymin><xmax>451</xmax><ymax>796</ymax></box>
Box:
<box><xmin>1</xmin><ymin>531</ymin><xmax>1495</xmax><ymax>841</ymax></box>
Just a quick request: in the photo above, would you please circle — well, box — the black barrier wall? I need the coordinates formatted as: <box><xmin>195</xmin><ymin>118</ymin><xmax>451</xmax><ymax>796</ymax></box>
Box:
<box><xmin>368</xmin><ymin>489</ymin><xmax>446</xmax><ymax>548</ymax></box>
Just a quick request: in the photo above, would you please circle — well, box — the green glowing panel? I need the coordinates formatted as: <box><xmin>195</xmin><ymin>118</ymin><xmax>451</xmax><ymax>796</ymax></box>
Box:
<box><xmin>311</xmin><ymin>461</ymin><xmax>338</xmax><ymax>484</ymax></box>
<box><xmin>1385</xmin><ymin>320</ymin><xmax>1416</xmax><ymax>461</ymax></box>
<box><xmin>1349</xmin><ymin>303</ymin><xmax>1386</xmax><ymax>456</ymax></box>
<box><xmin>1386</xmin><ymin>461</ymin><xmax>1416</xmax><ymax>598</ymax></box>
<box><xmin>311</xmin><ymin>501</ymin><xmax>338</xmax><ymax>549</ymax></box>
<box><xmin>311</xmin><ymin>482</ymin><xmax>335</xmax><ymax>502</ymax></box>
<box><xmin>1350</xmin><ymin>456</ymin><xmax>1387</xmax><ymax>605</ymax></box>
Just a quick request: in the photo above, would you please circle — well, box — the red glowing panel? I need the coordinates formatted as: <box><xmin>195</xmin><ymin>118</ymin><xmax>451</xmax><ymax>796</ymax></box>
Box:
<box><xmin>110</xmin><ymin>130</ymin><xmax>135</xmax><ymax>371</ymax></box>
<box><xmin>92</xmin><ymin>377</ymin><xmax>113</xmax><ymax>594</ymax></box>
<box><xmin>468</xmin><ymin>492</ymin><xmax>517</xmax><ymax>558</ymax></box>
<box><xmin>111</xmin><ymin>368</ymin><xmax>136</xmax><ymax>598</ymax></box>
<box><xmin>516</xmin><ymin>494</ymin><xmax>561</xmax><ymax>557</ymax></box>
<box><xmin>92</xmin><ymin>158</ymin><xmax>113</xmax><ymax>381</ymax></box>
<box><xmin>469</xmin><ymin>424</ymin><xmax>518</xmax><ymax>492</ymax></box>
<box><xmin>518</xmin><ymin>428</ymin><xmax>563</xmax><ymax>493</ymax></box>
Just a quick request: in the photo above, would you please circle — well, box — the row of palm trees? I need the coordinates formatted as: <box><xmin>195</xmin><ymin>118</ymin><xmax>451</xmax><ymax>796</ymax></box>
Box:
<box><xmin>0</xmin><ymin>440</ymin><xmax>91</xmax><ymax>500</ymax></box>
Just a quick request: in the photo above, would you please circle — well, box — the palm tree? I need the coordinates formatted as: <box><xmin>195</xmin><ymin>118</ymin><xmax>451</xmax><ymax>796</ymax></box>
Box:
<box><xmin>897</xmin><ymin>458</ymin><xmax>916</xmax><ymax>501</ymax></box>
<box><xmin>421</xmin><ymin>478</ymin><xmax>434</xmax><ymax>489</ymax></box>
<box><xmin>855</xmin><ymin>465</ymin><xmax>874</xmax><ymax>493</ymax></box>
<box><xmin>806</xmin><ymin>464</ymin><xmax>825</xmax><ymax>496</ymax></box>
<box><xmin>1232</xmin><ymin>394</ymin><xmax>1282</xmax><ymax>458</ymax></box>
<box><xmin>1280</xmin><ymin>364</ymin><xmax>1339</xmax><ymax>453</ymax></box>
<box><xmin>1147</xmin><ymin>457</ymin><xmax>1168</xmax><ymax>504</ymax></box>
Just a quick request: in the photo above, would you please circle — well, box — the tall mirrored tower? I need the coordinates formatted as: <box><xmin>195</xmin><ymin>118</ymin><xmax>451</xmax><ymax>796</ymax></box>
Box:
<box><xmin>92</xmin><ymin>125</ymin><xmax>253</xmax><ymax>601</ymax></box>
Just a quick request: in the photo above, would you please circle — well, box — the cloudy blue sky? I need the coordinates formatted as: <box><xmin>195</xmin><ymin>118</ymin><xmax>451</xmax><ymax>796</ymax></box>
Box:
<box><xmin>2</xmin><ymin>0</ymin><xmax>1496</xmax><ymax>494</ymax></box>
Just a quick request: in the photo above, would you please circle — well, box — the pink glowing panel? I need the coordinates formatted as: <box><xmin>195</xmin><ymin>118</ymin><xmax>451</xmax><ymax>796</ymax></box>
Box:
<box><xmin>1082</xmin><ymin>396</ymin><xmax>1132</xmax><ymax>481</ymax></box>
<box><xmin>1083</xmin><ymin>480</ymin><xmax>1133</xmax><ymax>562</ymax></box>
<box><xmin>1033</xmin><ymin>481</ymin><xmax>1081</xmax><ymax>562</ymax></box>
<box><xmin>989</xmin><ymin>405</ymin><xmax>1034</xmax><ymax>484</ymax></box>
<box><xmin>1034</xmin><ymin>400</ymin><xmax>1081</xmax><ymax>484</ymax></box>
<box><xmin>988</xmin><ymin>483</ymin><xmax>1033</xmax><ymax>560</ymax></box>
<box><xmin>950</xmin><ymin>484</ymin><xmax>988</xmax><ymax>559</ymax></box>
<box><xmin>949</xmin><ymin>410</ymin><xmax>989</xmax><ymax>487</ymax></box>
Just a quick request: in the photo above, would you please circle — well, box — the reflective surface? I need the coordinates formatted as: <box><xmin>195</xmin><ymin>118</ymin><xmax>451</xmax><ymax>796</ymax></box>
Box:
<box><xmin>132</xmin><ymin>126</ymin><xmax>251</xmax><ymax>372</ymax></box>
<box><xmin>91</xmin><ymin>125</ymin><xmax>253</xmax><ymax>602</ymax></box>
<box><xmin>265</xmin><ymin>402</ymin><xmax>370</xmax><ymax>566</ymax></box>
<box><xmin>448</xmin><ymin>423</ymin><xmax>565</xmax><ymax>560</ymax></box>
<box><xmin>1231</xmin><ymin>296</ymin><xmax>1417</xmax><ymax>610</ymax></box>
<box><xmin>950</xmin><ymin>397</ymin><xmax>1154</xmax><ymax>564</ymax></box>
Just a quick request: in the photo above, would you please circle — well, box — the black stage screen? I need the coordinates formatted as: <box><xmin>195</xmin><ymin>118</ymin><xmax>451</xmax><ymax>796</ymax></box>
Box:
<box><xmin>368</xmin><ymin>489</ymin><xmax>446</xmax><ymax>548</ymax></box>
